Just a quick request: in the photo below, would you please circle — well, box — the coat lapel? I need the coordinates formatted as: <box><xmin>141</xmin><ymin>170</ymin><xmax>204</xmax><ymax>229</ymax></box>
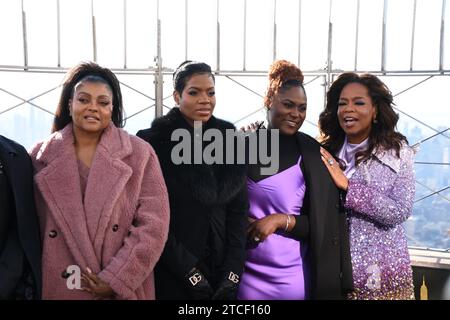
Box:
<box><xmin>83</xmin><ymin>125</ymin><xmax>133</xmax><ymax>260</ymax></box>
<box><xmin>34</xmin><ymin>126</ymin><xmax>100</xmax><ymax>270</ymax></box>
<box><xmin>296</xmin><ymin>133</ymin><xmax>328</xmax><ymax>257</ymax></box>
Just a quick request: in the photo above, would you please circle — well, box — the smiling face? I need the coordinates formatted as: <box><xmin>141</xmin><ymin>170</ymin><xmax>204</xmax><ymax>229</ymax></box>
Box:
<box><xmin>69</xmin><ymin>81</ymin><xmax>113</xmax><ymax>136</ymax></box>
<box><xmin>174</xmin><ymin>73</ymin><xmax>216</xmax><ymax>126</ymax></box>
<box><xmin>267</xmin><ymin>86</ymin><xmax>307</xmax><ymax>135</ymax></box>
<box><xmin>337</xmin><ymin>82</ymin><xmax>377</xmax><ymax>144</ymax></box>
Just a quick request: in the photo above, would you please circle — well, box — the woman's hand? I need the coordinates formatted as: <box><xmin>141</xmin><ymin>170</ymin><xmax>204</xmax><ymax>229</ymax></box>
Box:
<box><xmin>247</xmin><ymin>214</ymin><xmax>286</xmax><ymax>243</ymax></box>
<box><xmin>240</xmin><ymin>121</ymin><xmax>265</xmax><ymax>132</ymax></box>
<box><xmin>81</xmin><ymin>267</ymin><xmax>115</xmax><ymax>299</ymax></box>
<box><xmin>320</xmin><ymin>147</ymin><xmax>349</xmax><ymax>191</ymax></box>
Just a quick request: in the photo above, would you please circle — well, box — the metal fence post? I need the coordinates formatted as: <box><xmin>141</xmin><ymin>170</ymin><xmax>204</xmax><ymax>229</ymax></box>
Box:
<box><xmin>154</xmin><ymin>1</ymin><xmax>163</xmax><ymax>119</ymax></box>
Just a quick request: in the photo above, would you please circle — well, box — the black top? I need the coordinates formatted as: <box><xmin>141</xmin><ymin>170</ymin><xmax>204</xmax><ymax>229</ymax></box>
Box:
<box><xmin>0</xmin><ymin>136</ymin><xmax>42</xmax><ymax>299</ymax></box>
<box><xmin>0</xmin><ymin>156</ymin><xmax>14</xmax><ymax>252</ymax></box>
<box><xmin>0</xmin><ymin>150</ymin><xmax>26</xmax><ymax>299</ymax></box>
<box><xmin>137</xmin><ymin>108</ymin><xmax>248</xmax><ymax>299</ymax></box>
<box><xmin>247</xmin><ymin>131</ymin><xmax>301</xmax><ymax>182</ymax></box>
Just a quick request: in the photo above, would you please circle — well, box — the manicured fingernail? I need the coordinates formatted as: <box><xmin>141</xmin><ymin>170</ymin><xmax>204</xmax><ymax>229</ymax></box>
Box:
<box><xmin>86</xmin><ymin>267</ymin><xmax>92</xmax><ymax>273</ymax></box>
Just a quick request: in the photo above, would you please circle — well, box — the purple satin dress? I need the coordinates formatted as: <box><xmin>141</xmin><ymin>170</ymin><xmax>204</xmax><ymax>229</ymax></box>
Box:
<box><xmin>238</xmin><ymin>156</ymin><xmax>306</xmax><ymax>300</ymax></box>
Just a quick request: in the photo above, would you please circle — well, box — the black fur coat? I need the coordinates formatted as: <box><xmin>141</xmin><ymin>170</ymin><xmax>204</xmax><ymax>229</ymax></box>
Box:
<box><xmin>137</xmin><ymin>108</ymin><xmax>248</xmax><ymax>299</ymax></box>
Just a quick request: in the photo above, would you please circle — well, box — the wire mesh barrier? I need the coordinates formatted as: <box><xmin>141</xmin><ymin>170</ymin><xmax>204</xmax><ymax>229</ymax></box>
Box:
<box><xmin>0</xmin><ymin>0</ymin><xmax>449</xmax><ymax>252</ymax></box>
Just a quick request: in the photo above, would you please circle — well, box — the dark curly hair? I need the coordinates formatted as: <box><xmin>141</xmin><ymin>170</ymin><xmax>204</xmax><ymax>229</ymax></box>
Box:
<box><xmin>52</xmin><ymin>61</ymin><xmax>124</xmax><ymax>133</ymax></box>
<box><xmin>264</xmin><ymin>60</ymin><xmax>305</xmax><ymax>108</ymax></box>
<box><xmin>319</xmin><ymin>72</ymin><xmax>407</xmax><ymax>164</ymax></box>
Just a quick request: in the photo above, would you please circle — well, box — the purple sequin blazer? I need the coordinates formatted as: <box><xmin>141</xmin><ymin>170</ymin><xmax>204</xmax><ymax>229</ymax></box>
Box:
<box><xmin>344</xmin><ymin>143</ymin><xmax>416</xmax><ymax>300</ymax></box>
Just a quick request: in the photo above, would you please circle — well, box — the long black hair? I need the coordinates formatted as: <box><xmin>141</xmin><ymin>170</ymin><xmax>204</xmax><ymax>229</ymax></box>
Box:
<box><xmin>52</xmin><ymin>61</ymin><xmax>124</xmax><ymax>133</ymax></box>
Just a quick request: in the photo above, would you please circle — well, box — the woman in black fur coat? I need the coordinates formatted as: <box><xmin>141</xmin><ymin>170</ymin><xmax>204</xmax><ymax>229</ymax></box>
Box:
<box><xmin>137</xmin><ymin>61</ymin><xmax>248</xmax><ymax>300</ymax></box>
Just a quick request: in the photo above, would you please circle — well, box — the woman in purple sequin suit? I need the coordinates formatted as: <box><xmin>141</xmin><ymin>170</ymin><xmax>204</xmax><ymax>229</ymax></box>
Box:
<box><xmin>319</xmin><ymin>73</ymin><xmax>415</xmax><ymax>300</ymax></box>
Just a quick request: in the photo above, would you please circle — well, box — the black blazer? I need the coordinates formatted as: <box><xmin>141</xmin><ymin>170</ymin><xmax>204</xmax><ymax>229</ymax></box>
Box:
<box><xmin>290</xmin><ymin>132</ymin><xmax>353</xmax><ymax>299</ymax></box>
<box><xmin>137</xmin><ymin>108</ymin><xmax>248</xmax><ymax>299</ymax></box>
<box><xmin>0</xmin><ymin>136</ymin><xmax>42</xmax><ymax>299</ymax></box>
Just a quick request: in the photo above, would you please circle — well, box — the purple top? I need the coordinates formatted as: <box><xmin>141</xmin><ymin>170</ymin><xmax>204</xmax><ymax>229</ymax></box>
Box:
<box><xmin>238</xmin><ymin>156</ymin><xmax>306</xmax><ymax>300</ymax></box>
<box><xmin>337</xmin><ymin>136</ymin><xmax>369</xmax><ymax>178</ymax></box>
<box><xmin>77</xmin><ymin>159</ymin><xmax>90</xmax><ymax>202</ymax></box>
<box><xmin>343</xmin><ymin>144</ymin><xmax>416</xmax><ymax>300</ymax></box>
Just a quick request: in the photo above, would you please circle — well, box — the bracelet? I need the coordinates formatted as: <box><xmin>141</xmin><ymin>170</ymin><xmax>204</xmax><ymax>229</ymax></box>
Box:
<box><xmin>284</xmin><ymin>214</ymin><xmax>291</xmax><ymax>232</ymax></box>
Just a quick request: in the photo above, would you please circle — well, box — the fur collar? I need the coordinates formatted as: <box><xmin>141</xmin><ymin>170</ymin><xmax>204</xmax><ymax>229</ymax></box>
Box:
<box><xmin>149</xmin><ymin>108</ymin><xmax>247</xmax><ymax>206</ymax></box>
<box><xmin>150</xmin><ymin>107</ymin><xmax>228</xmax><ymax>141</ymax></box>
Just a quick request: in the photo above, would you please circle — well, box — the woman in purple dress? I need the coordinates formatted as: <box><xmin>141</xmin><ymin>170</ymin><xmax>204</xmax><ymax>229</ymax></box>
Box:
<box><xmin>238</xmin><ymin>60</ymin><xmax>353</xmax><ymax>300</ymax></box>
<box><xmin>319</xmin><ymin>73</ymin><xmax>415</xmax><ymax>300</ymax></box>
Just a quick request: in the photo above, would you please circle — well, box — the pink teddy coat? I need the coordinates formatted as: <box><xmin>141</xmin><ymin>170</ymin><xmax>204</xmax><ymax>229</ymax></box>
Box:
<box><xmin>30</xmin><ymin>123</ymin><xmax>169</xmax><ymax>300</ymax></box>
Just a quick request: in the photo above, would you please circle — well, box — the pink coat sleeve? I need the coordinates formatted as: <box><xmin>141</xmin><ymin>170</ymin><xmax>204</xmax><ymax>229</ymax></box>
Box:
<box><xmin>98</xmin><ymin>149</ymin><xmax>170</xmax><ymax>299</ymax></box>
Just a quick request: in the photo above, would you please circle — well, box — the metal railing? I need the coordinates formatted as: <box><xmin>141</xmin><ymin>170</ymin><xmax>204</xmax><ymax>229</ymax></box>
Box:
<box><xmin>0</xmin><ymin>0</ymin><xmax>449</xmax><ymax>250</ymax></box>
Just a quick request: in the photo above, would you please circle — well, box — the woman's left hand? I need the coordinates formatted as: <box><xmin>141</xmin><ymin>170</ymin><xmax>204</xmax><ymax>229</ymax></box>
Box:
<box><xmin>247</xmin><ymin>214</ymin><xmax>285</xmax><ymax>243</ymax></box>
<box><xmin>320</xmin><ymin>147</ymin><xmax>349</xmax><ymax>191</ymax></box>
<box><xmin>81</xmin><ymin>267</ymin><xmax>115</xmax><ymax>299</ymax></box>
